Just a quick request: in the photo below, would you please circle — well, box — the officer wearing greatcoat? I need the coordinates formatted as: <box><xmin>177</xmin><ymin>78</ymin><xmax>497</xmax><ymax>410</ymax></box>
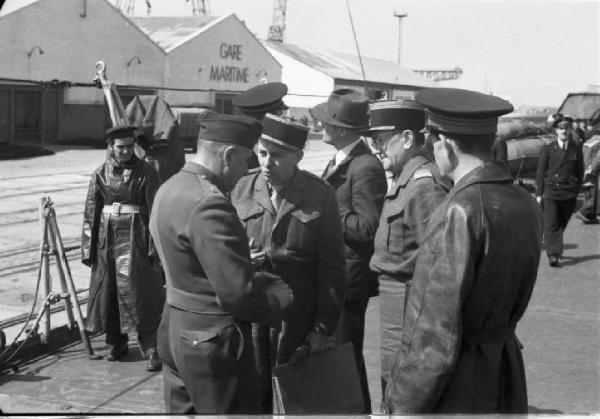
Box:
<box><xmin>364</xmin><ymin>101</ymin><xmax>449</xmax><ymax>399</ymax></box>
<box><xmin>535</xmin><ymin>114</ymin><xmax>584</xmax><ymax>266</ymax></box>
<box><xmin>384</xmin><ymin>88</ymin><xmax>543</xmax><ymax>414</ymax></box>
<box><xmin>149</xmin><ymin>114</ymin><xmax>293</xmax><ymax>414</ymax></box>
<box><xmin>231</xmin><ymin>114</ymin><xmax>346</xmax><ymax>413</ymax></box>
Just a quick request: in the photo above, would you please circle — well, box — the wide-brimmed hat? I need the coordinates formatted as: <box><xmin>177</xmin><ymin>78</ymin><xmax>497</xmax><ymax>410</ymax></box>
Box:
<box><xmin>359</xmin><ymin>100</ymin><xmax>426</xmax><ymax>136</ymax></box>
<box><xmin>260</xmin><ymin>114</ymin><xmax>309</xmax><ymax>151</ymax></box>
<box><xmin>309</xmin><ymin>88</ymin><xmax>369</xmax><ymax>129</ymax></box>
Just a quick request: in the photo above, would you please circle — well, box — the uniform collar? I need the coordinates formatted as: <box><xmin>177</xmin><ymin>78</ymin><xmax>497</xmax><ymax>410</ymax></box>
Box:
<box><xmin>448</xmin><ymin>162</ymin><xmax>513</xmax><ymax>200</ymax></box>
<box><xmin>182</xmin><ymin>161</ymin><xmax>227</xmax><ymax>194</ymax></box>
<box><xmin>393</xmin><ymin>153</ymin><xmax>431</xmax><ymax>188</ymax></box>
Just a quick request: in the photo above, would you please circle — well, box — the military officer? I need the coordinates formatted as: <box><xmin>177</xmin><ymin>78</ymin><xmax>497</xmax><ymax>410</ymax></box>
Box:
<box><xmin>535</xmin><ymin>114</ymin><xmax>584</xmax><ymax>266</ymax></box>
<box><xmin>81</xmin><ymin>125</ymin><xmax>164</xmax><ymax>371</ymax></box>
<box><xmin>233</xmin><ymin>82</ymin><xmax>289</xmax><ymax>169</ymax></box>
<box><xmin>384</xmin><ymin>88</ymin><xmax>543</xmax><ymax>413</ymax></box>
<box><xmin>363</xmin><ymin>100</ymin><xmax>449</xmax><ymax>399</ymax></box>
<box><xmin>149</xmin><ymin>114</ymin><xmax>294</xmax><ymax>414</ymax></box>
<box><xmin>310</xmin><ymin>89</ymin><xmax>388</xmax><ymax>413</ymax></box>
<box><xmin>231</xmin><ymin>114</ymin><xmax>347</xmax><ymax>413</ymax></box>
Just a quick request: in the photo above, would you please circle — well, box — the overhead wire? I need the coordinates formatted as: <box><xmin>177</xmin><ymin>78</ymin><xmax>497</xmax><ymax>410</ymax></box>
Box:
<box><xmin>344</xmin><ymin>0</ymin><xmax>368</xmax><ymax>93</ymax></box>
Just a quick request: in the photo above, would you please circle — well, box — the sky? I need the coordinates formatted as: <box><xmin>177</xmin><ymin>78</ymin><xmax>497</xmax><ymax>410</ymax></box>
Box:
<box><xmin>2</xmin><ymin>0</ymin><xmax>599</xmax><ymax>106</ymax></box>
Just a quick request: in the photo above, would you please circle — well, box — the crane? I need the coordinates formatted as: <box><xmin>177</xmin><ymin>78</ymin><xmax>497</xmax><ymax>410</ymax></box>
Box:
<box><xmin>113</xmin><ymin>0</ymin><xmax>151</xmax><ymax>15</ymax></box>
<box><xmin>268</xmin><ymin>0</ymin><xmax>287</xmax><ymax>42</ymax></box>
<box><xmin>187</xmin><ymin>0</ymin><xmax>211</xmax><ymax>16</ymax></box>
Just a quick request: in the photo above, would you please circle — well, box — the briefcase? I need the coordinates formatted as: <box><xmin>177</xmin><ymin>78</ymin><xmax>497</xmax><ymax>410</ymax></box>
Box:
<box><xmin>272</xmin><ymin>342</ymin><xmax>364</xmax><ymax>414</ymax></box>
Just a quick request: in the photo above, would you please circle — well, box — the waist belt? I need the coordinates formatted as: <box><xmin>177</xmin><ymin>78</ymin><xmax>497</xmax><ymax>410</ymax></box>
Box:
<box><xmin>463</xmin><ymin>325</ymin><xmax>516</xmax><ymax>345</ymax></box>
<box><xmin>102</xmin><ymin>203</ymin><xmax>146</xmax><ymax>215</ymax></box>
<box><xmin>167</xmin><ymin>286</ymin><xmax>230</xmax><ymax>316</ymax></box>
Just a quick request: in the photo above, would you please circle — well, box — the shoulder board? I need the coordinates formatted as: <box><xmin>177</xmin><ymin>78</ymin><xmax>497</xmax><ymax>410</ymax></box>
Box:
<box><xmin>413</xmin><ymin>168</ymin><xmax>433</xmax><ymax>180</ymax></box>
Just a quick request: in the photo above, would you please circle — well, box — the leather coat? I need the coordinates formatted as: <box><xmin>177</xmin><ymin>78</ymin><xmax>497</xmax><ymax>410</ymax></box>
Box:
<box><xmin>385</xmin><ymin>163</ymin><xmax>543</xmax><ymax>413</ymax></box>
<box><xmin>81</xmin><ymin>154</ymin><xmax>164</xmax><ymax>334</ymax></box>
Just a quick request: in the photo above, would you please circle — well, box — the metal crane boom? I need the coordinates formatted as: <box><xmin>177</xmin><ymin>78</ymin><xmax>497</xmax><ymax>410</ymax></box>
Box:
<box><xmin>268</xmin><ymin>0</ymin><xmax>287</xmax><ymax>42</ymax></box>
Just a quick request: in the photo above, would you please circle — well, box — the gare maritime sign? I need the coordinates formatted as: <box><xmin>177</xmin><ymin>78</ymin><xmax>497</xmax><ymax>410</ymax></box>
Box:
<box><xmin>210</xmin><ymin>43</ymin><xmax>250</xmax><ymax>83</ymax></box>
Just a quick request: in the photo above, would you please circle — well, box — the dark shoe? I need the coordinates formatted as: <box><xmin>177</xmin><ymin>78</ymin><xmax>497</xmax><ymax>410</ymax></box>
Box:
<box><xmin>146</xmin><ymin>350</ymin><xmax>162</xmax><ymax>372</ymax></box>
<box><xmin>106</xmin><ymin>343</ymin><xmax>128</xmax><ymax>361</ymax></box>
<box><xmin>549</xmin><ymin>255</ymin><xmax>560</xmax><ymax>267</ymax></box>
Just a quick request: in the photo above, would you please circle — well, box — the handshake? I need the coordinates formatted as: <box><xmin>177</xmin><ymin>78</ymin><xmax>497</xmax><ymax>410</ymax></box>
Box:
<box><xmin>249</xmin><ymin>238</ymin><xmax>294</xmax><ymax>311</ymax></box>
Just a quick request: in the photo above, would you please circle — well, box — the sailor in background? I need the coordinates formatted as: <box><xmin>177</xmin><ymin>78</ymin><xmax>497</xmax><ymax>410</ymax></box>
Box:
<box><xmin>363</xmin><ymin>100</ymin><xmax>449</xmax><ymax>400</ymax></box>
<box><xmin>536</xmin><ymin>114</ymin><xmax>584</xmax><ymax>267</ymax></box>
<box><xmin>81</xmin><ymin>126</ymin><xmax>164</xmax><ymax>371</ymax></box>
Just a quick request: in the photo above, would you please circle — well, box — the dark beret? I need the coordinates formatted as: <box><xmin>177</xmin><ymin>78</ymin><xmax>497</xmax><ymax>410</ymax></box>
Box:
<box><xmin>106</xmin><ymin>125</ymin><xmax>137</xmax><ymax>141</ymax></box>
<box><xmin>261</xmin><ymin>114</ymin><xmax>309</xmax><ymax>151</ymax></box>
<box><xmin>416</xmin><ymin>88</ymin><xmax>513</xmax><ymax>135</ymax></box>
<box><xmin>197</xmin><ymin>113</ymin><xmax>262</xmax><ymax>149</ymax></box>
<box><xmin>233</xmin><ymin>82</ymin><xmax>288</xmax><ymax>115</ymax></box>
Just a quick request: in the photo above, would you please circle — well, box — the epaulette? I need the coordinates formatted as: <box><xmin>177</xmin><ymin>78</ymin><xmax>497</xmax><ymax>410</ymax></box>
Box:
<box><xmin>413</xmin><ymin>168</ymin><xmax>433</xmax><ymax>181</ymax></box>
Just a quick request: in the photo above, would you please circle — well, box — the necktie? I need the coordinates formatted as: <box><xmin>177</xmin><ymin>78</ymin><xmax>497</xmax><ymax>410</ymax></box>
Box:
<box><xmin>271</xmin><ymin>188</ymin><xmax>281</xmax><ymax>211</ymax></box>
<box><xmin>324</xmin><ymin>156</ymin><xmax>336</xmax><ymax>177</ymax></box>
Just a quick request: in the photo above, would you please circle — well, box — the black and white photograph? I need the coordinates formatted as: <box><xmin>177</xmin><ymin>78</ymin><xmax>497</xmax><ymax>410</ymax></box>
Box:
<box><xmin>0</xmin><ymin>0</ymin><xmax>597</xmax><ymax>415</ymax></box>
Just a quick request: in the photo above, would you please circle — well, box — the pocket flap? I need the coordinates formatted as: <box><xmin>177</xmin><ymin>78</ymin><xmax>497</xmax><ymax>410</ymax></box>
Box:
<box><xmin>237</xmin><ymin>203</ymin><xmax>264</xmax><ymax>221</ymax></box>
<box><xmin>180</xmin><ymin>329</ymin><xmax>219</xmax><ymax>345</ymax></box>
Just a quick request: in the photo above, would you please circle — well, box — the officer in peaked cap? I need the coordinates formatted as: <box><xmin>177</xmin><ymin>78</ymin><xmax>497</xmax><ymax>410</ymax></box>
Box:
<box><xmin>363</xmin><ymin>100</ymin><xmax>450</xmax><ymax>398</ymax></box>
<box><xmin>384</xmin><ymin>88</ymin><xmax>543</xmax><ymax>414</ymax></box>
<box><xmin>233</xmin><ymin>82</ymin><xmax>289</xmax><ymax>168</ymax></box>
<box><xmin>310</xmin><ymin>88</ymin><xmax>388</xmax><ymax>413</ymax></box>
<box><xmin>150</xmin><ymin>113</ymin><xmax>294</xmax><ymax>414</ymax></box>
<box><xmin>231</xmin><ymin>114</ymin><xmax>346</xmax><ymax>413</ymax></box>
<box><xmin>536</xmin><ymin>112</ymin><xmax>583</xmax><ymax>266</ymax></box>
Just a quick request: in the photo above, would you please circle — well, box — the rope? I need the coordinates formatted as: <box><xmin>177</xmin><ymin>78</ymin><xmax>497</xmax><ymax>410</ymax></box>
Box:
<box><xmin>345</xmin><ymin>0</ymin><xmax>368</xmax><ymax>92</ymax></box>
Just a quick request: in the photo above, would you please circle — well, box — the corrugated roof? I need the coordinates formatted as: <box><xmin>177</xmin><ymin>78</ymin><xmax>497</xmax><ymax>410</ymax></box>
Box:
<box><xmin>131</xmin><ymin>16</ymin><xmax>222</xmax><ymax>52</ymax></box>
<box><xmin>265</xmin><ymin>41</ymin><xmax>436</xmax><ymax>88</ymax></box>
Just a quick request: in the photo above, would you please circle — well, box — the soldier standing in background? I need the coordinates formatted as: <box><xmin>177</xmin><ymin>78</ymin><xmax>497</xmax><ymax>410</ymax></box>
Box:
<box><xmin>149</xmin><ymin>114</ymin><xmax>293</xmax><ymax>414</ymax></box>
<box><xmin>81</xmin><ymin>126</ymin><xmax>164</xmax><ymax>372</ymax></box>
<box><xmin>310</xmin><ymin>89</ymin><xmax>387</xmax><ymax>413</ymax></box>
<box><xmin>231</xmin><ymin>114</ymin><xmax>346</xmax><ymax>413</ymax></box>
<box><xmin>536</xmin><ymin>114</ymin><xmax>584</xmax><ymax>267</ymax></box>
<box><xmin>364</xmin><ymin>100</ymin><xmax>449</xmax><ymax>400</ymax></box>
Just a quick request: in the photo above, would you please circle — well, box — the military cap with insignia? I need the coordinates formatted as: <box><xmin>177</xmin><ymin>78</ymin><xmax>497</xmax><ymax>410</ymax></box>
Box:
<box><xmin>105</xmin><ymin>125</ymin><xmax>137</xmax><ymax>142</ymax></box>
<box><xmin>197</xmin><ymin>113</ymin><xmax>263</xmax><ymax>150</ymax></box>
<box><xmin>359</xmin><ymin>99</ymin><xmax>426</xmax><ymax>136</ymax></box>
<box><xmin>233</xmin><ymin>82</ymin><xmax>288</xmax><ymax>116</ymax></box>
<box><xmin>551</xmin><ymin>113</ymin><xmax>574</xmax><ymax>128</ymax></box>
<box><xmin>309</xmin><ymin>88</ymin><xmax>370</xmax><ymax>129</ymax></box>
<box><xmin>415</xmin><ymin>88</ymin><xmax>513</xmax><ymax>135</ymax></box>
<box><xmin>261</xmin><ymin>113</ymin><xmax>309</xmax><ymax>151</ymax></box>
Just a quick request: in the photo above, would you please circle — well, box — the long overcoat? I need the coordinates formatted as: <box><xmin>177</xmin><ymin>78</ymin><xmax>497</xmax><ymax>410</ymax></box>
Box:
<box><xmin>384</xmin><ymin>163</ymin><xmax>543</xmax><ymax>414</ymax></box>
<box><xmin>81</xmin><ymin>155</ymin><xmax>164</xmax><ymax>334</ymax></box>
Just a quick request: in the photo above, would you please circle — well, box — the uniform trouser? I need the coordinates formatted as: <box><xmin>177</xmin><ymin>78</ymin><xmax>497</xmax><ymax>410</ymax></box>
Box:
<box><xmin>105</xmin><ymin>244</ymin><xmax>156</xmax><ymax>355</ymax></box>
<box><xmin>252</xmin><ymin>323</ymin><xmax>279</xmax><ymax>414</ymax></box>
<box><xmin>379</xmin><ymin>278</ymin><xmax>407</xmax><ymax>398</ymax></box>
<box><xmin>579</xmin><ymin>174</ymin><xmax>599</xmax><ymax>219</ymax></box>
<box><xmin>157</xmin><ymin>304</ymin><xmax>259</xmax><ymax>414</ymax></box>
<box><xmin>543</xmin><ymin>197</ymin><xmax>577</xmax><ymax>256</ymax></box>
<box><xmin>337</xmin><ymin>296</ymin><xmax>371</xmax><ymax>413</ymax></box>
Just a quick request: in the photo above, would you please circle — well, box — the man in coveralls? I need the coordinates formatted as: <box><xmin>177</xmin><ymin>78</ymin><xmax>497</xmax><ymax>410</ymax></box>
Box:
<box><xmin>384</xmin><ymin>88</ymin><xmax>543</xmax><ymax>413</ymax></box>
<box><xmin>149</xmin><ymin>114</ymin><xmax>294</xmax><ymax>414</ymax></box>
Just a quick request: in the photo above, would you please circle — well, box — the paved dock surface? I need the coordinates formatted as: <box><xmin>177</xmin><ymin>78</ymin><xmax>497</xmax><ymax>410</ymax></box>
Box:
<box><xmin>0</xmin><ymin>143</ymin><xmax>598</xmax><ymax>414</ymax></box>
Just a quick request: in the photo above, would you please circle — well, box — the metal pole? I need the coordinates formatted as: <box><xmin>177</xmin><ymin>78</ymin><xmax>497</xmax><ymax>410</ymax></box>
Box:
<box><xmin>47</xmin><ymin>204</ymin><xmax>100</xmax><ymax>359</ymax></box>
<box><xmin>39</xmin><ymin>199</ymin><xmax>51</xmax><ymax>345</ymax></box>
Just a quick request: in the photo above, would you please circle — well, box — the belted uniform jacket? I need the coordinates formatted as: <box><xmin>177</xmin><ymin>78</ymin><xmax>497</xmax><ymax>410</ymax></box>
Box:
<box><xmin>323</xmin><ymin>140</ymin><xmax>387</xmax><ymax>300</ymax></box>
<box><xmin>231</xmin><ymin>169</ymin><xmax>346</xmax><ymax>359</ymax></box>
<box><xmin>149</xmin><ymin>162</ymin><xmax>286</xmax><ymax>325</ymax></box>
<box><xmin>385</xmin><ymin>163</ymin><xmax>543</xmax><ymax>414</ymax></box>
<box><xmin>81</xmin><ymin>155</ymin><xmax>164</xmax><ymax>334</ymax></box>
<box><xmin>370</xmin><ymin>153</ymin><xmax>449</xmax><ymax>282</ymax></box>
<box><xmin>535</xmin><ymin>138</ymin><xmax>583</xmax><ymax>200</ymax></box>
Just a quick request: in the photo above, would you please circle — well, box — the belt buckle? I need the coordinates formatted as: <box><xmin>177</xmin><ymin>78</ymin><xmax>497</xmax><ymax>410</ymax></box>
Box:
<box><xmin>111</xmin><ymin>202</ymin><xmax>121</xmax><ymax>215</ymax></box>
